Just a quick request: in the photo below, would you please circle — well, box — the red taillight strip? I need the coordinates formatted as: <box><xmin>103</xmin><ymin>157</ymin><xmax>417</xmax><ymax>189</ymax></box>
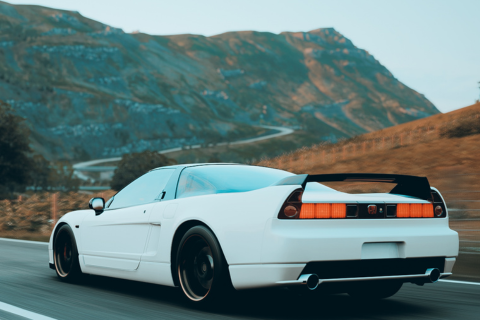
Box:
<box><xmin>300</xmin><ymin>203</ymin><xmax>347</xmax><ymax>219</ymax></box>
<box><xmin>299</xmin><ymin>203</ymin><xmax>315</xmax><ymax>219</ymax></box>
<box><xmin>278</xmin><ymin>189</ymin><xmax>437</xmax><ymax>219</ymax></box>
<box><xmin>396</xmin><ymin>203</ymin><xmax>434</xmax><ymax>218</ymax></box>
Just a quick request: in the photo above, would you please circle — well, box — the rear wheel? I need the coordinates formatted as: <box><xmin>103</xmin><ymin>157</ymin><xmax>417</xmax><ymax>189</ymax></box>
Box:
<box><xmin>176</xmin><ymin>226</ymin><xmax>232</xmax><ymax>304</ymax></box>
<box><xmin>53</xmin><ymin>224</ymin><xmax>82</xmax><ymax>281</ymax></box>
<box><xmin>347</xmin><ymin>280</ymin><xmax>403</xmax><ymax>300</ymax></box>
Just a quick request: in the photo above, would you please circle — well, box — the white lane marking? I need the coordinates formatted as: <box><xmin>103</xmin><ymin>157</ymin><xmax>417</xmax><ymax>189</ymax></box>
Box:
<box><xmin>440</xmin><ymin>279</ymin><xmax>480</xmax><ymax>286</ymax></box>
<box><xmin>0</xmin><ymin>301</ymin><xmax>56</xmax><ymax>320</ymax></box>
<box><xmin>0</xmin><ymin>238</ymin><xmax>48</xmax><ymax>246</ymax></box>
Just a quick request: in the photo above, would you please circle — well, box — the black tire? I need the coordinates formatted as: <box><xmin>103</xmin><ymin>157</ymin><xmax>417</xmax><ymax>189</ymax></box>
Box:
<box><xmin>53</xmin><ymin>224</ymin><xmax>82</xmax><ymax>282</ymax></box>
<box><xmin>176</xmin><ymin>225</ymin><xmax>233</xmax><ymax>304</ymax></box>
<box><xmin>347</xmin><ymin>280</ymin><xmax>403</xmax><ymax>300</ymax></box>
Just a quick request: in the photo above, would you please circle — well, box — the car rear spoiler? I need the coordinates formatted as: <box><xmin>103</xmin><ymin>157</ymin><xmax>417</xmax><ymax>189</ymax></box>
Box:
<box><xmin>274</xmin><ymin>173</ymin><xmax>432</xmax><ymax>201</ymax></box>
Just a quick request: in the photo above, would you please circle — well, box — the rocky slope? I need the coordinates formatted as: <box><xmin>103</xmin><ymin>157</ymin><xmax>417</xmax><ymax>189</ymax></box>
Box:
<box><xmin>0</xmin><ymin>1</ymin><xmax>439</xmax><ymax>161</ymax></box>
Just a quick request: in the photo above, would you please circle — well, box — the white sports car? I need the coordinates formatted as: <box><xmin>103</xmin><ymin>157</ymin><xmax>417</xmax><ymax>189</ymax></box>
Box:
<box><xmin>49</xmin><ymin>163</ymin><xmax>459</xmax><ymax>303</ymax></box>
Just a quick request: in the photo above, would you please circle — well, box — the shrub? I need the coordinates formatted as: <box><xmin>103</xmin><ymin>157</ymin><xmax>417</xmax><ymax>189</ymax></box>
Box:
<box><xmin>110</xmin><ymin>151</ymin><xmax>177</xmax><ymax>191</ymax></box>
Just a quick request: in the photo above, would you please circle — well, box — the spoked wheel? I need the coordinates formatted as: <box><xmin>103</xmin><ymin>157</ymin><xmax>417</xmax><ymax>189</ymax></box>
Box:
<box><xmin>54</xmin><ymin>225</ymin><xmax>82</xmax><ymax>281</ymax></box>
<box><xmin>176</xmin><ymin>226</ymin><xmax>232</xmax><ymax>304</ymax></box>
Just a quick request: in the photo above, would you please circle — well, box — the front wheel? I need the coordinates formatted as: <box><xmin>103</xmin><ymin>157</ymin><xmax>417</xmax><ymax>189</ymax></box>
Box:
<box><xmin>176</xmin><ymin>225</ymin><xmax>232</xmax><ymax>304</ymax></box>
<box><xmin>53</xmin><ymin>224</ymin><xmax>82</xmax><ymax>281</ymax></box>
<box><xmin>347</xmin><ymin>280</ymin><xmax>403</xmax><ymax>300</ymax></box>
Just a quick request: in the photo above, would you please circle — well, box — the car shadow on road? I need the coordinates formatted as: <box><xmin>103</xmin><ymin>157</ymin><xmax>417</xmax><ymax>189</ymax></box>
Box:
<box><xmin>64</xmin><ymin>275</ymin><xmax>430</xmax><ymax>319</ymax></box>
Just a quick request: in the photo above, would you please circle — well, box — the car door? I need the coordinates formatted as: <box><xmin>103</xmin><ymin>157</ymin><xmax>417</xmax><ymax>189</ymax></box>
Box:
<box><xmin>80</xmin><ymin>168</ymin><xmax>175</xmax><ymax>271</ymax></box>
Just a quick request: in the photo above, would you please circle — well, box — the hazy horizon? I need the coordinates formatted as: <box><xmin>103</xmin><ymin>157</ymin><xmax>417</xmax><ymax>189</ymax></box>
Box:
<box><xmin>5</xmin><ymin>0</ymin><xmax>480</xmax><ymax>113</ymax></box>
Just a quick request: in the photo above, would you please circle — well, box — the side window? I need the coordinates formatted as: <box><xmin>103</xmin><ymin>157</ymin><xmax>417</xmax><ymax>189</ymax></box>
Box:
<box><xmin>108</xmin><ymin>169</ymin><xmax>174</xmax><ymax>209</ymax></box>
<box><xmin>176</xmin><ymin>170</ymin><xmax>217</xmax><ymax>199</ymax></box>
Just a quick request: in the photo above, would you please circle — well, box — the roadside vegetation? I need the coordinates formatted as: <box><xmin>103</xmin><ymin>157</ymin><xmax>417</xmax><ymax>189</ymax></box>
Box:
<box><xmin>257</xmin><ymin>102</ymin><xmax>480</xmax><ymax>219</ymax></box>
<box><xmin>1</xmin><ymin>102</ymin><xmax>479</xmax><ymax>251</ymax></box>
<box><xmin>0</xmin><ymin>100</ymin><xmax>81</xmax><ymax>200</ymax></box>
<box><xmin>0</xmin><ymin>190</ymin><xmax>116</xmax><ymax>242</ymax></box>
<box><xmin>110</xmin><ymin>151</ymin><xmax>177</xmax><ymax>191</ymax></box>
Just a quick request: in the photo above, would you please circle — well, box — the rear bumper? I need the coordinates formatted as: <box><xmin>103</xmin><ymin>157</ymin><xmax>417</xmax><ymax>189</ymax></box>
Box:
<box><xmin>229</xmin><ymin>257</ymin><xmax>456</xmax><ymax>290</ymax></box>
<box><xmin>229</xmin><ymin>218</ymin><xmax>458</xmax><ymax>290</ymax></box>
<box><xmin>261</xmin><ymin>218</ymin><xmax>459</xmax><ymax>263</ymax></box>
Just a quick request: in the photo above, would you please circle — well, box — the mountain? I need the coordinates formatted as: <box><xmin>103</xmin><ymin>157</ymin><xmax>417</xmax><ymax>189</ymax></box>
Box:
<box><xmin>0</xmin><ymin>1</ymin><xmax>439</xmax><ymax>161</ymax></box>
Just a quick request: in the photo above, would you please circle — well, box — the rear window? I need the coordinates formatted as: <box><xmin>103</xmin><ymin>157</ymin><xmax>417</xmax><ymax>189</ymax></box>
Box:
<box><xmin>176</xmin><ymin>165</ymin><xmax>293</xmax><ymax>199</ymax></box>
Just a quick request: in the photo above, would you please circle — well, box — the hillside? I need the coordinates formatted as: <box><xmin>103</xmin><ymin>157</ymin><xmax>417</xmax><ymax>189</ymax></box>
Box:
<box><xmin>257</xmin><ymin>102</ymin><xmax>480</xmax><ymax>219</ymax></box>
<box><xmin>0</xmin><ymin>1</ymin><xmax>438</xmax><ymax>161</ymax></box>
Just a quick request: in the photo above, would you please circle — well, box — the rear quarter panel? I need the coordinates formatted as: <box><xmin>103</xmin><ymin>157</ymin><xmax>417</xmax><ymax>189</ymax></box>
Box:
<box><xmin>163</xmin><ymin>185</ymin><xmax>298</xmax><ymax>265</ymax></box>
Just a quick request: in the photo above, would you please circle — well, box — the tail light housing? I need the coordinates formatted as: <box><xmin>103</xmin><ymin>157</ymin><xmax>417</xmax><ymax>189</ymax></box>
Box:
<box><xmin>278</xmin><ymin>189</ymin><xmax>447</xmax><ymax>219</ymax></box>
<box><xmin>278</xmin><ymin>189</ymin><xmax>348</xmax><ymax>220</ymax></box>
<box><xmin>278</xmin><ymin>189</ymin><xmax>303</xmax><ymax>219</ymax></box>
<box><xmin>430</xmin><ymin>190</ymin><xmax>447</xmax><ymax>218</ymax></box>
<box><xmin>395</xmin><ymin>203</ymin><xmax>435</xmax><ymax>218</ymax></box>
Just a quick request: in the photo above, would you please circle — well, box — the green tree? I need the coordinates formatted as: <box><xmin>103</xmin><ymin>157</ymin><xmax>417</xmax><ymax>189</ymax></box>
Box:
<box><xmin>0</xmin><ymin>100</ymin><xmax>33</xmax><ymax>198</ymax></box>
<box><xmin>110</xmin><ymin>151</ymin><xmax>177</xmax><ymax>191</ymax></box>
<box><xmin>30</xmin><ymin>154</ymin><xmax>51</xmax><ymax>191</ymax></box>
<box><xmin>48</xmin><ymin>161</ymin><xmax>81</xmax><ymax>191</ymax></box>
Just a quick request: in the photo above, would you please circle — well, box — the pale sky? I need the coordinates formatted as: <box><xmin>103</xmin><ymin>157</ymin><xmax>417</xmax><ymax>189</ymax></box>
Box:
<box><xmin>5</xmin><ymin>0</ymin><xmax>480</xmax><ymax>113</ymax></box>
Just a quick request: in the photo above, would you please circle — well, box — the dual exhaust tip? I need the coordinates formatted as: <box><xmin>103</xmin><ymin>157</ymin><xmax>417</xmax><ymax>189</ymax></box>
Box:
<box><xmin>299</xmin><ymin>268</ymin><xmax>441</xmax><ymax>290</ymax></box>
<box><xmin>425</xmin><ymin>268</ymin><xmax>441</xmax><ymax>283</ymax></box>
<box><xmin>298</xmin><ymin>273</ymin><xmax>320</xmax><ymax>290</ymax></box>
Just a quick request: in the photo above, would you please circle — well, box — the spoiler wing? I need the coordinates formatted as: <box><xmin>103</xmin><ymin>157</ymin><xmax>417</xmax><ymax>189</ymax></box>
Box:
<box><xmin>274</xmin><ymin>173</ymin><xmax>432</xmax><ymax>201</ymax></box>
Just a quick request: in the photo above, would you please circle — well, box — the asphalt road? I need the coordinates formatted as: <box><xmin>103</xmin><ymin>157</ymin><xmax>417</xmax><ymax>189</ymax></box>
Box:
<box><xmin>0</xmin><ymin>239</ymin><xmax>479</xmax><ymax>320</ymax></box>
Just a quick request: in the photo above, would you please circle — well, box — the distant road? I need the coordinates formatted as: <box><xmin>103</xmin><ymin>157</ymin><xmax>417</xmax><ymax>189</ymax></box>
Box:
<box><xmin>73</xmin><ymin>125</ymin><xmax>294</xmax><ymax>180</ymax></box>
<box><xmin>0</xmin><ymin>239</ymin><xmax>479</xmax><ymax>320</ymax></box>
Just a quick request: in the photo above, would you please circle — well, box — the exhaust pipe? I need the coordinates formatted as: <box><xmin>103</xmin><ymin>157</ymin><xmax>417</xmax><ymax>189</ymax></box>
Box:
<box><xmin>425</xmin><ymin>268</ymin><xmax>441</xmax><ymax>283</ymax></box>
<box><xmin>298</xmin><ymin>274</ymin><xmax>320</xmax><ymax>290</ymax></box>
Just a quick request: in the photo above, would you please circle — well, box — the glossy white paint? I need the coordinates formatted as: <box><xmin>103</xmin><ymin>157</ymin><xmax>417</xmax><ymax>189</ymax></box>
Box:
<box><xmin>49</xmin><ymin>164</ymin><xmax>459</xmax><ymax>290</ymax></box>
<box><xmin>80</xmin><ymin>203</ymin><xmax>154</xmax><ymax>270</ymax></box>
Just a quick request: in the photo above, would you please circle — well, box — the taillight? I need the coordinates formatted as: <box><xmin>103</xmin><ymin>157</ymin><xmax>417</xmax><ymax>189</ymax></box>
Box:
<box><xmin>299</xmin><ymin>203</ymin><xmax>315</xmax><ymax>219</ymax></box>
<box><xmin>278</xmin><ymin>189</ymin><xmax>303</xmax><ymax>219</ymax></box>
<box><xmin>395</xmin><ymin>203</ymin><xmax>435</xmax><ymax>218</ymax></box>
<box><xmin>300</xmin><ymin>203</ymin><xmax>347</xmax><ymax>219</ymax></box>
<box><xmin>278</xmin><ymin>189</ymin><xmax>348</xmax><ymax>219</ymax></box>
<box><xmin>331</xmin><ymin>204</ymin><xmax>347</xmax><ymax>218</ymax></box>
<box><xmin>316</xmin><ymin>203</ymin><xmax>331</xmax><ymax>218</ymax></box>
<box><xmin>278</xmin><ymin>190</ymin><xmax>444</xmax><ymax>219</ymax></box>
<box><xmin>423</xmin><ymin>203</ymin><xmax>434</xmax><ymax>218</ymax></box>
<box><xmin>410</xmin><ymin>204</ymin><xmax>423</xmax><ymax>218</ymax></box>
<box><xmin>298</xmin><ymin>203</ymin><xmax>347</xmax><ymax>219</ymax></box>
<box><xmin>397</xmin><ymin>204</ymin><xmax>409</xmax><ymax>218</ymax></box>
<box><xmin>431</xmin><ymin>190</ymin><xmax>447</xmax><ymax>218</ymax></box>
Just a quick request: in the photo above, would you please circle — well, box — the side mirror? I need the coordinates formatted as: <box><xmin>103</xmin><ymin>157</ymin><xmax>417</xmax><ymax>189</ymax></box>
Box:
<box><xmin>89</xmin><ymin>197</ymin><xmax>105</xmax><ymax>215</ymax></box>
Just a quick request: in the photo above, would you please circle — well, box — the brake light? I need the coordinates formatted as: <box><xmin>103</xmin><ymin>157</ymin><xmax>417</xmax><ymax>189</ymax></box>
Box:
<box><xmin>332</xmin><ymin>203</ymin><xmax>347</xmax><ymax>218</ymax></box>
<box><xmin>300</xmin><ymin>203</ymin><xmax>315</xmax><ymax>219</ymax></box>
<box><xmin>396</xmin><ymin>203</ymin><xmax>434</xmax><ymax>218</ymax></box>
<box><xmin>300</xmin><ymin>203</ymin><xmax>346</xmax><ymax>219</ymax></box>
<box><xmin>316</xmin><ymin>203</ymin><xmax>331</xmax><ymax>219</ymax></box>
<box><xmin>423</xmin><ymin>203</ymin><xmax>434</xmax><ymax>218</ymax></box>
<box><xmin>278</xmin><ymin>189</ymin><xmax>440</xmax><ymax>220</ymax></box>
<box><xmin>410</xmin><ymin>204</ymin><xmax>423</xmax><ymax>218</ymax></box>
<box><xmin>397</xmin><ymin>204</ymin><xmax>410</xmax><ymax>218</ymax></box>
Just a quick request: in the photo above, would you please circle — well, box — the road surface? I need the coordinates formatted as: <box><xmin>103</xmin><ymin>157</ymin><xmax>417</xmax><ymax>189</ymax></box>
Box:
<box><xmin>0</xmin><ymin>238</ymin><xmax>479</xmax><ymax>320</ymax></box>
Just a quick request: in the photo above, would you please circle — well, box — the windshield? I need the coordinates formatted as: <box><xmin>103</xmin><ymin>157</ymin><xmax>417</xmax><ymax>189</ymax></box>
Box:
<box><xmin>176</xmin><ymin>165</ymin><xmax>293</xmax><ymax>199</ymax></box>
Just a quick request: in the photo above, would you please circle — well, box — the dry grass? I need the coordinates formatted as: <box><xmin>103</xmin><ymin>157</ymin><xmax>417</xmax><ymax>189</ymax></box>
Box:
<box><xmin>257</xmin><ymin>102</ymin><xmax>480</xmax><ymax>219</ymax></box>
<box><xmin>0</xmin><ymin>190</ymin><xmax>116</xmax><ymax>240</ymax></box>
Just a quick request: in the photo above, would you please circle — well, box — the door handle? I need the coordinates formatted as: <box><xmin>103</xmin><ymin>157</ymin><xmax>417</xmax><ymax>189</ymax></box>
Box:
<box><xmin>150</xmin><ymin>222</ymin><xmax>161</xmax><ymax>226</ymax></box>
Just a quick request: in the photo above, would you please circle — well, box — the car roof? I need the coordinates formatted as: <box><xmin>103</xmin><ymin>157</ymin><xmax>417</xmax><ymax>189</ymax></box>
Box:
<box><xmin>150</xmin><ymin>163</ymin><xmax>244</xmax><ymax>171</ymax></box>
